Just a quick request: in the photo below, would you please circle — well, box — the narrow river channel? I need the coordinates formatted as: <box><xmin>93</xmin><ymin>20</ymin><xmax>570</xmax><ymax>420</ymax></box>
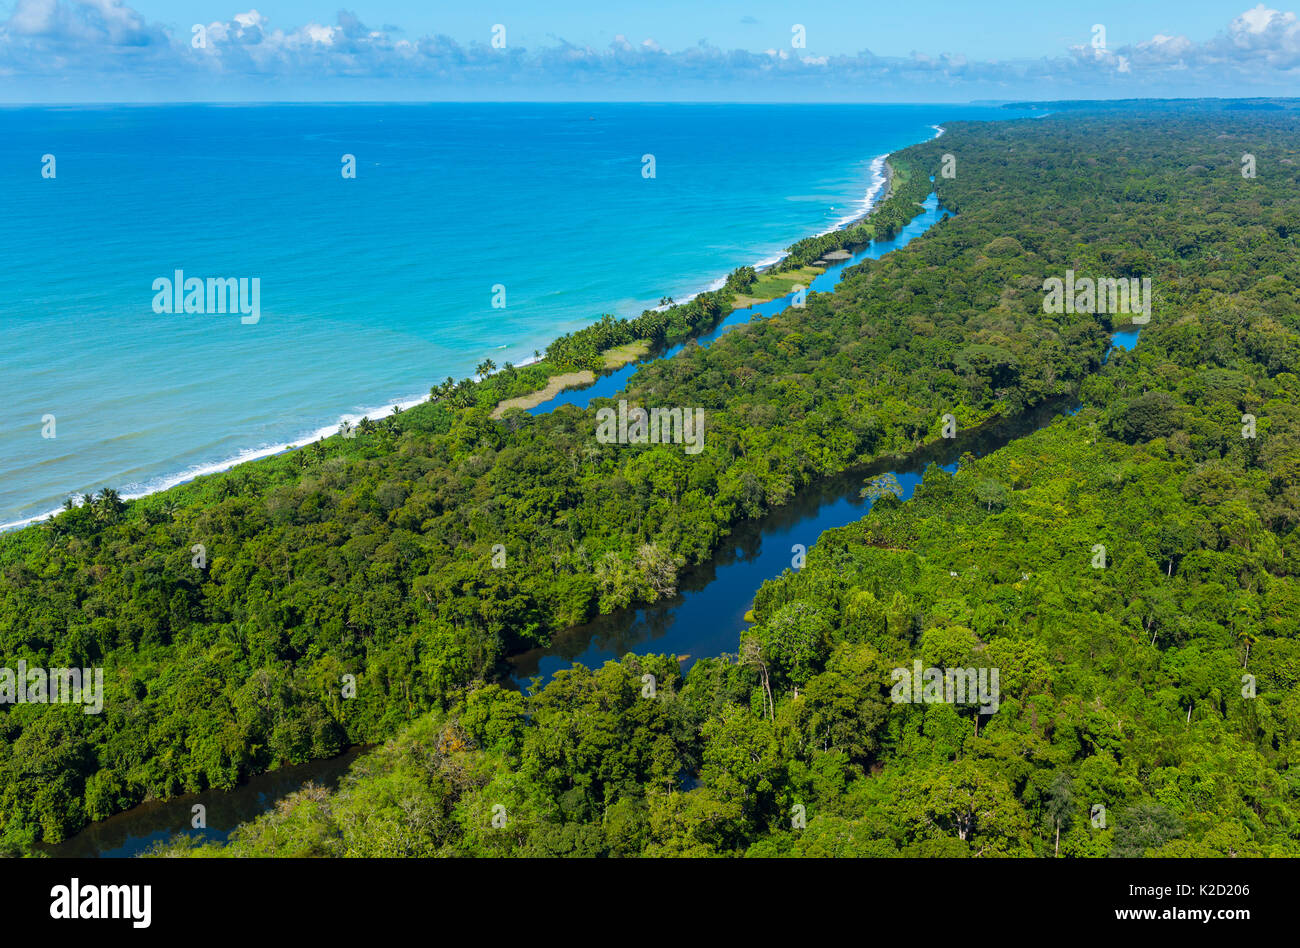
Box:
<box><xmin>42</xmin><ymin>745</ymin><xmax>369</xmax><ymax>858</ymax></box>
<box><xmin>49</xmin><ymin>189</ymin><xmax>1139</xmax><ymax>856</ymax></box>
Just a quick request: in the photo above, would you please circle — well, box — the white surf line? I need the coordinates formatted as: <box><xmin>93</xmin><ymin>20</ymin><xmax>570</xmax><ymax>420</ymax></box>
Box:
<box><xmin>1</xmin><ymin>126</ymin><xmax>952</xmax><ymax>535</ymax></box>
<box><xmin>0</xmin><ymin>389</ymin><xmax>433</xmax><ymax>533</ymax></box>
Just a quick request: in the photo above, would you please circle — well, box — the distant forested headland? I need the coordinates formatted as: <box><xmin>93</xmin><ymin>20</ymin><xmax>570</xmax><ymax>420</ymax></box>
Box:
<box><xmin>2</xmin><ymin>105</ymin><xmax>1298</xmax><ymax>857</ymax></box>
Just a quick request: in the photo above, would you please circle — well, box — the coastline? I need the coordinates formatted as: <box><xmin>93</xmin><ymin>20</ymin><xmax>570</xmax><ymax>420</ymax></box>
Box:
<box><xmin>836</xmin><ymin>153</ymin><xmax>895</xmax><ymax>232</ymax></box>
<box><xmin>0</xmin><ymin>127</ymin><xmax>938</xmax><ymax>535</ymax></box>
<box><xmin>0</xmin><ymin>388</ymin><xmax>434</xmax><ymax>533</ymax></box>
<box><xmin>10</xmin><ymin>126</ymin><xmax>954</xmax><ymax>853</ymax></box>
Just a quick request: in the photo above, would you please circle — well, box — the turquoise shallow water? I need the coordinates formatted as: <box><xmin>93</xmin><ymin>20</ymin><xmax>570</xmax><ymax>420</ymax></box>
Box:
<box><xmin>0</xmin><ymin>102</ymin><xmax>1030</xmax><ymax>528</ymax></box>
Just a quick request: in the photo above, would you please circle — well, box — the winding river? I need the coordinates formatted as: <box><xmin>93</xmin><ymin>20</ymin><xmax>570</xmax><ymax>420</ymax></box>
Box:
<box><xmin>42</xmin><ymin>745</ymin><xmax>369</xmax><ymax>858</ymax></box>
<box><xmin>47</xmin><ymin>189</ymin><xmax>1139</xmax><ymax>856</ymax></box>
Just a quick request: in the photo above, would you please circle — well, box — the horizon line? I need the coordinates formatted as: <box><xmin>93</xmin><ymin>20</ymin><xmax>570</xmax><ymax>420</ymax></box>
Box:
<box><xmin>1</xmin><ymin>95</ymin><xmax>1294</xmax><ymax>108</ymax></box>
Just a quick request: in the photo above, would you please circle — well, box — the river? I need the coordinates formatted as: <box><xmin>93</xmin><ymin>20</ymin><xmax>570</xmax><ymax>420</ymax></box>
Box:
<box><xmin>41</xmin><ymin>745</ymin><xmax>369</xmax><ymax>858</ymax></box>
<box><xmin>530</xmin><ymin>192</ymin><xmax>948</xmax><ymax>414</ymax></box>
<box><xmin>47</xmin><ymin>189</ymin><xmax>1140</xmax><ymax>855</ymax></box>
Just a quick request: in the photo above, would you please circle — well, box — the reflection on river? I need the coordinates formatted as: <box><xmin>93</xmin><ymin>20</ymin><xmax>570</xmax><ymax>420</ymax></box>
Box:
<box><xmin>508</xmin><ymin>393</ymin><xmax>1083</xmax><ymax>688</ymax></box>
<box><xmin>43</xmin><ymin>745</ymin><xmax>370</xmax><ymax>858</ymax></box>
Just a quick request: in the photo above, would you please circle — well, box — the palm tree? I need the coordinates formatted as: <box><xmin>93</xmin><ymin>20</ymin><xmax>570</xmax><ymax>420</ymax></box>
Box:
<box><xmin>92</xmin><ymin>488</ymin><xmax>124</xmax><ymax>524</ymax></box>
<box><xmin>1045</xmin><ymin>773</ymin><xmax>1073</xmax><ymax>857</ymax></box>
<box><xmin>475</xmin><ymin>359</ymin><xmax>497</xmax><ymax>378</ymax></box>
<box><xmin>1238</xmin><ymin>626</ymin><xmax>1258</xmax><ymax>669</ymax></box>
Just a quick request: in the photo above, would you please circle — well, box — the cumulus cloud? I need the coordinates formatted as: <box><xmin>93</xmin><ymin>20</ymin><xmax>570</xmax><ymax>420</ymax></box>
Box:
<box><xmin>1069</xmin><ymin>4</ymin><xmax>1300</xmax><ymax>76</ymax></box>
<box><xmin>7</xmin><ymin>0</ymin><xmax>156</xmax><ymax>45</ymax></box>
<box><xmin>4</xmin><ymin>2</ymin><xmax>1300</xmax><ymax>99</ymax></box>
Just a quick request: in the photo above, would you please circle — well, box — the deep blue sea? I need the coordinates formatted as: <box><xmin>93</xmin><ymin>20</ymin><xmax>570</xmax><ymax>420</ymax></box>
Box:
<box><xmin>0</xmin><ymin>102</ymin><xmax>1030</xmax><ymax>528</ymax></box>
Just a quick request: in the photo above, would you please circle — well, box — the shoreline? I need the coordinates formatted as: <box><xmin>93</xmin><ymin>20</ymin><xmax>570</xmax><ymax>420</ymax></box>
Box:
<box><xmin>17</xmin><ymin>134</ymin><xmax>950</xmax><ymax>853</ymax></box>
<box><xmin>0</xmin><ymin>126</ymin><xmax>940</xmax><ymax>535</ymax></box>
<box><xmin>728</xmin><ymin>155</ymin><xmax>898</xmax><ymax>311</ymax></box>
<box><xmin>0</xmin><ymin>388</ymin><xmax>434</xmax><ymax>533</ymax></box>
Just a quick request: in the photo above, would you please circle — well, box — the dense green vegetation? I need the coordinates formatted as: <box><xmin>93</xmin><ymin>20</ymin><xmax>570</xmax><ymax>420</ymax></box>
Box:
<box><xmin>154</xmin><ymin>308</ymin><xmax>1300</xmax><ymax>857</ymax></box>
<box><xmin>4</xmin><ymin>104</ymin><xmax>1298</xmax><ymax>855</ymax></box>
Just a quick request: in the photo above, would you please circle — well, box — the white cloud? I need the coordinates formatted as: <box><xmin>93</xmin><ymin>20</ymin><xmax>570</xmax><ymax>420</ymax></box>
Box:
<box><xmin>301</xmin><ymin>24</ymin><xmax>337</xmax><ymax>46</ymax></box>
<box><xmin>5</xmin><ymin>0</ymin><xmax>155</xmax><ymax>45</ymax></box>
<box><xmin>1234</xmin><ymin>3</ymin><xmax>1295</xmax><ymax>34</ymax></box>
<box><xmin>233</xmin><ymin>10</ymin><xmax>266</xmax><ymax>31</ymax></box>
<box><xmin>5</xmin><ymin>2</ymin><xmax>1300</xmax><ymax>99</ymax></box>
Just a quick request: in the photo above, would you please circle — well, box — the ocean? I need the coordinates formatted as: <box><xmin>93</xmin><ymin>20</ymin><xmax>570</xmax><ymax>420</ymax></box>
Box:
<box><xmin>0</xmin><ymin>102</ymin><xmax>1026</xmax><ymax>528</ymax></box>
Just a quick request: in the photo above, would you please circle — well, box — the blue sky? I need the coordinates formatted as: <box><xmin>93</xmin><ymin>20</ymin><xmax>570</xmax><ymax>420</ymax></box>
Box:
<box><xmin>2</xmin><ymin>1</ymin><xmax>1300</xmax><ymax>101</ymax></box>
<box><xmin>121</xmin><ymin>1</ymin><xmax>1244</xmax><ymax>60</ymax></box>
